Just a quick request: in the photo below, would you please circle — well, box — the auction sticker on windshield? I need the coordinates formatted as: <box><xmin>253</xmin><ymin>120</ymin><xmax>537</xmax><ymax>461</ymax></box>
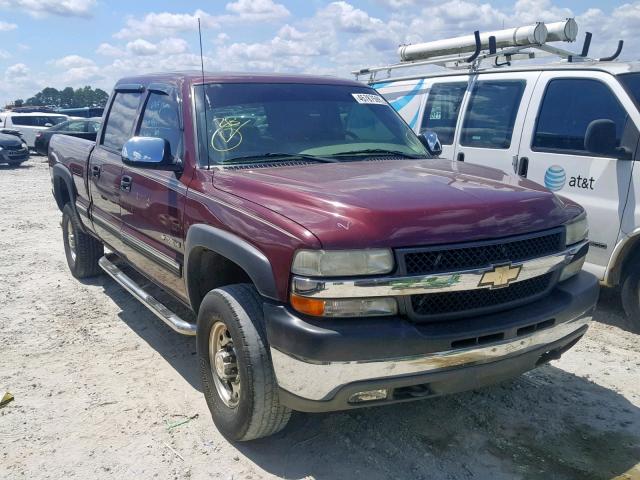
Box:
<box><xmin>352</xmin><ymin>93</ymin><xmax>387</xmax><ymax>105</ymax></box>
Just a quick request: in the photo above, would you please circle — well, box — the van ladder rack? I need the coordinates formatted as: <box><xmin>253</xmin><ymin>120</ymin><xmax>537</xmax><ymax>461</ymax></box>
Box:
<box><xmin>354</xmin><ymin>23</ymin><xmax>624</xmax><ymax>83</ymax></box>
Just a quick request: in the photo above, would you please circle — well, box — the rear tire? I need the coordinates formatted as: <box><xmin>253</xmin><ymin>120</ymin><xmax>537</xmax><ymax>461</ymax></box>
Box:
<box><xmin>62</xmin><ymin>203</ymin><xmax>103</xmax><ymax>279</ymax></box>
<box><xmin>621</xmin><ymin>268</ymin><xmax>640</xmax><ymax>332</ymax></box>
<box><xmin>197</xmin><ymin>284</ymin><xmax>291</xmax><ymax>441</ymax></box>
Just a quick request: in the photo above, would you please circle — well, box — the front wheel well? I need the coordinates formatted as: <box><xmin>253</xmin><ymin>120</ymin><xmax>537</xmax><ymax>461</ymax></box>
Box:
<box><xmin>186</xmin><ymin>247</ymin><xmax>252</xmax><ymax>313</ymax></box>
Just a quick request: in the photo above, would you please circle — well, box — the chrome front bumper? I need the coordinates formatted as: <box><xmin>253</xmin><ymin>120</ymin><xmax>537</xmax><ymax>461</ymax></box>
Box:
<box><xmin>271</xmin><ymin>314</ymin><xmax>591</xmax><ymax>402</ymax></box>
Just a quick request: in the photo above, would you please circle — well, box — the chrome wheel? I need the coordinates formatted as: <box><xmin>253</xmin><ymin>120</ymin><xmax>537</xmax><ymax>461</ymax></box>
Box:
<box><xmin>66</xmin><ymin>220</ymin><xmax>77</xmax><ymax>263</ymax></box>
<box><xmin>209</xmin><ymin>321</ymin><xmax>240</xmax><ymax>408</ymax></box>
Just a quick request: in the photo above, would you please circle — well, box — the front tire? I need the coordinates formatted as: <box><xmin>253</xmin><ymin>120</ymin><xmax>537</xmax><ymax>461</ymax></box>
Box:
<box><xmin>621</xmin><ymin>269</ymin><xmax>640</xmax><ymax>332</ymax></box>
<box><xmin>62</xmin><ymin>203</ymin><xmax>103</xmax><ymax>278</ymax></box>
<box><xmin>197</xmin><ymin>284</ymin><xmax>291</xmax><ymax>441</ymax></box>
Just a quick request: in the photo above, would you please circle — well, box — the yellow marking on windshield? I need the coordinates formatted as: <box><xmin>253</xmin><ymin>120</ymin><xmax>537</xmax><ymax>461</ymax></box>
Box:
<box><xmin>211</xmin><ymin>117</ymin><xmax>251</xmax><ymax>152</ymax></box>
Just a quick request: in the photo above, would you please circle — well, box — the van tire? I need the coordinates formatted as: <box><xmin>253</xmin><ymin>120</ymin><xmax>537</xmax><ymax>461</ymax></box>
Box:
<box><xmin>621</xmin><ymin>269</ymin><xmax>640</xmax><ymax>332</ymax></box>
<box><xmin>62</xmin><ymin>203</ymin><xmax>103</xmax><ymax>278</ymax></box>
<box><xmin>197</xmin><ymin>284</ymin><xmax>291</xmax><ymax>441</ymax></box>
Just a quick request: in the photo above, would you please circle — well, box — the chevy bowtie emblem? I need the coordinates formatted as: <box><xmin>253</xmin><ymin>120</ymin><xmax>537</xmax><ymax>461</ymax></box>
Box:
<box><xmin>479</xmin><ymin>264</ymin><xmax>522</xmax><ymax>289</ymax></box>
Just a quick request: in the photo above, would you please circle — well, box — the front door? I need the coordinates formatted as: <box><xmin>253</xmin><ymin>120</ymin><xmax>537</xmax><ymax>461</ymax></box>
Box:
<box><xmin>518</xmin><ymin>71</ymin><xmax>640</xmax><ymax>279</ymax></box>
<box><xmin>119</xmin><ymin>88</ymin><xmax>188</xmax><ymax>301</ymax></box>
<box><xmin>453</xmin><ymin>72</ymin><xmax>540</xmax><ymax>172</ymax></box>
<box><xmin>89</xmin><ymin>90</ymin><xmax>143</xmax><ymax>250</ymax></box>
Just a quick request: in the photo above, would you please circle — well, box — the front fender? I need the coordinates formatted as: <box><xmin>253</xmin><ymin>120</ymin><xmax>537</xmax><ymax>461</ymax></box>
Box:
<box><xmin>185</xmin><ymin>224</ymin><xmax>278</xmax><ymax>305</ymax></box>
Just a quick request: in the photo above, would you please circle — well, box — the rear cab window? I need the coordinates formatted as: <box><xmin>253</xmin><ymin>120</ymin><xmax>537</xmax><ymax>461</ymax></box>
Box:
<box><xmin>420</xmin><ymin>82</ymin><xmax>467</xmax><ymax>145</ymax></box>
<box><xmin>533</xmin><ymin>78</ymin><xmax>637</xmax><ymax>158</ymax></box>
<box><xmin>101</xmin><ymin>92</ymin><xmax>142</xmax><ymax>151</ymax></box>
<box><xmin>460</xmin><ymin>80</ymin><xmax>525</xmax><ymax>149</ymax></box>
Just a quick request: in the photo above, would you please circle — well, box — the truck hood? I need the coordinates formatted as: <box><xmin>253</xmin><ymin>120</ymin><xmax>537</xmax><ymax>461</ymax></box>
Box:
<box><xmin>213</xmin><ymin>159</ymin><xmax>582</xmax><ymax>249</ymax></box>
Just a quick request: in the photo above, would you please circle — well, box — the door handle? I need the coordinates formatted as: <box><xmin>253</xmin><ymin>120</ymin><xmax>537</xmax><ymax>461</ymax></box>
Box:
<box><xmin>457</xmin><ymin>152</ymin><xmax>465</xmax><ymax>162</ymax></box>
<box><xmin>120</xmin><ymin>175</ymin><xmax>132</xmax><ymax>192</ymax></box>
<box><xmin>91</xmin><ymin>165</ymin><xmax>101</xmax><ymax>178</ymax></box>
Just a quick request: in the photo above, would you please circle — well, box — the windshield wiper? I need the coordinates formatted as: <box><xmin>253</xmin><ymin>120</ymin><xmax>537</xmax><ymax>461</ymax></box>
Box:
<box><xmin>327</xmin><ymin>149</ymin><xmax>424</xmax><ymax>159</ymax></box>
<box><xmin>223</xmin><ymin>152</ymin><xmax>338</xmax><ymax>164</ymax></box>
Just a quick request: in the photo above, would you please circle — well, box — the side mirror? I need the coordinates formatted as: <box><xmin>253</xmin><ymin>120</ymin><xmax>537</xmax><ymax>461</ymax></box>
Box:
<box><xmin>418</xmin><ymin>131</ymin><xmax>442</xmax><ymax>157</ymax></box>
<box><xmin>584</xmin><ymin>119</ymin><xmax>617</xmax><ymax>157</ymax></box>
<box><xmin>121</xmin><ymin>137</ymin><xmax>181</xmax><ymax>171</ymax></box>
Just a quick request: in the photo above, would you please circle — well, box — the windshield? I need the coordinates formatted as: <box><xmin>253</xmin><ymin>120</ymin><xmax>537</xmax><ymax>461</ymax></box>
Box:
<box><xmin>194</xmin><ymin>83</ymin><xmax>427</xmax><ymax>166</ymax></box>
<box><xmin>619</xmin><ymin>73</ymin><xmax>640</xmax><ymax>110</ymax></box>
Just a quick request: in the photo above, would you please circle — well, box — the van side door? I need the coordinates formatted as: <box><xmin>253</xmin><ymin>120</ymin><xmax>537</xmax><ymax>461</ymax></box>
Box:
<box><xmin>517</xmin><ymin>71</ymin><xmax>640</xmax><ymax>279</ymax></box>
<box><xmin>453</xmin><ymin>71</ymin><xmax>540</xmax><ymax>171</ymax></box>
<box><xmin>417</xmin><ymin>77</ymin><xmax>469</xmax><ymax>161</ymax></box>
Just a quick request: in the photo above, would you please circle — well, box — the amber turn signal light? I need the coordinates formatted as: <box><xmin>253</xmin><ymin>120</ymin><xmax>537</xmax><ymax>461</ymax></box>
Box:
<box><xmin>290</xmin><ymin>294</ymin><xmax>325</xmax><ymax>316</ymax></box>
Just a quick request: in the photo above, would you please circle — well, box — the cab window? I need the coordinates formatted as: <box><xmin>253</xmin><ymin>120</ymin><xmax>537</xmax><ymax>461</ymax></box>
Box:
<box><xmin>533</xmin><ymin>78</ymin><xmax>636</xmax><ymax>158</ymax></box>
<box><xmin>102</xmin><ymin>92</ymin><xmax>142</xmax><ymax>151</ymax></box>
<box><xmin>138</xmin><ymin>93</ymin><xmax>181</xmax><ymax>157</ymax></box>
<box><xmin>420</xmin><ymin>82</ymin><xmax>466</xmax><ymax>145</ymax></box>
<box><xmin>460</xmin><ymin>80</ymin><xmax>525</xmax><ymax>149</ymax></box>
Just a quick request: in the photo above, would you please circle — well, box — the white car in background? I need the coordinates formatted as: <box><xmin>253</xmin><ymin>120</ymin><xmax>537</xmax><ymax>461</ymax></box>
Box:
<box><xmin>0</xmin><ymin>112</ymin><xmax>68</xmax><ymax>148</ymax></box>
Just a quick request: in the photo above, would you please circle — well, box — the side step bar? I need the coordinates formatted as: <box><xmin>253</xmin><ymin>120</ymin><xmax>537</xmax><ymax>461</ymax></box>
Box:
<box><xmin>99</xmin><ymin>255</ymin><xmax>197</xmax><ymax>336</ymax></box>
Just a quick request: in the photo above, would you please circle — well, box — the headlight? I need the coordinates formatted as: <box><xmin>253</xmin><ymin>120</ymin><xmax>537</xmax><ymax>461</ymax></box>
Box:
<box><xmin>0</xmin><ymin>146</ymin><xmax>3</xmax><ymax>151</ymax></box>
<box><xmin>565</xmin><ymin>213</ymin><xmax>588</xmax><ymax>246</ymax></box>
<box><xmin>292</xmin><ymin>249</ymin><xmax>394</xmax><ymax>277</ymax></box>
<box><xmin>290</xmin><ymin>294</ymin><xmax>398</xmax><ymax>317</ymax></box>
<box><xmin>21</xmin><ymin>143</ymin><xmax>27</xmax><ymax>149</ymax></box>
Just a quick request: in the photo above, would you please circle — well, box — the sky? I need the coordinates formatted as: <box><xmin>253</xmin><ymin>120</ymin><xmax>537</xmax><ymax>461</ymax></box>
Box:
<box><xmin>0</xmin><ymin>0</ymin><xmax>638</xmax><ymax>105</ymax></box>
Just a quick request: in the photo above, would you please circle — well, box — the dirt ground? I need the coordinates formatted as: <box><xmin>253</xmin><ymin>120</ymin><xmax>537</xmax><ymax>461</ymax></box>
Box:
<box><xmin>1</xmin><ymin>157</ymin><xmax>639</xmax><ymax>480</ymax></box>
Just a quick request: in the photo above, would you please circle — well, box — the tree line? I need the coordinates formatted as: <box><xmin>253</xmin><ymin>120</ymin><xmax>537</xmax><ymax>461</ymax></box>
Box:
<box><xmin>13</xmin><ymin>86</ymin><xmax>109</xmax><ymax>109</ymax></box>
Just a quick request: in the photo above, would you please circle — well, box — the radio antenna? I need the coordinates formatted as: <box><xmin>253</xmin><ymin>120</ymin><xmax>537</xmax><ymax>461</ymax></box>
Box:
<box><xmin>198</xmin><ymin>18</ymin><xmax>211</xmax><ymax>169</ymax></box>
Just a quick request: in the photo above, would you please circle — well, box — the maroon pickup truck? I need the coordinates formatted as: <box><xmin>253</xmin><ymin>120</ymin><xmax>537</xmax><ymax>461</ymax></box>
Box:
<box><xmin>49</xmin><ymin>72</ymin><xmax>598</xmax><ymax>441</ymax></box>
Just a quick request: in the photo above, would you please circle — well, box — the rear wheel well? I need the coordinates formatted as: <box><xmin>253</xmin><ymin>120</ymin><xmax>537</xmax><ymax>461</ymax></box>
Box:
<box><xmin>187</xmin><ymin>247</ymin><xmax>252</xmax><ymax>313</ymax></box>
<box><xmin>53</xmin><ymin>175</ymin><xmax>71</xmax><ymax>211</ymax></box>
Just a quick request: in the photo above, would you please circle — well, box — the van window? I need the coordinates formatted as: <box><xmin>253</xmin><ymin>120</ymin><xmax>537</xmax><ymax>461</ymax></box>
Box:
<box><xmin>138</xmin><ymin>93</ymin><xmax>181</xmax><ymax>157</ymax></box>
<box><xmin>533</xmin><ymin>79</ymin><xmax>633</xmax><ymax>157</ymax></box>
<box><xmin>460</xmin><ymin>80</ymin><xmax>525</xmax><ymax>149</ymax></box>
<box><xmin>102</xmin><ymin>92</ymin><xmax>142</xmax><ymax>151</ymax></box>
<box><xmin>11</xmin><ymin>116</ymin><xmax>34</xmax><ymax>126</ymax></box>
<box><xmin>420</xmin><ymin>82</ymin><xmax>466</xmax><ymax>145</ymax></box>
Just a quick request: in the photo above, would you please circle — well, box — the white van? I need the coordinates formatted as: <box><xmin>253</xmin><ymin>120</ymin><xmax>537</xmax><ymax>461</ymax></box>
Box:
<box><xmin>360</xmin><ymin>21</ymin><xmax>640</xmax><ymax>327</ymax></box>
<box><xmin>0</xmin><ymin>112</ymin><xmax>68</xmax><ymax>148</ymax></box>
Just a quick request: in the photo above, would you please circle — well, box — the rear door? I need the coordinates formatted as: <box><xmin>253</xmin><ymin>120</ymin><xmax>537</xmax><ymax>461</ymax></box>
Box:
<box><xmin>453</xmin><ymin>71</ymin><xmax>540</xmax><ymax>172</ymax></box>
<box><xmin>88</xmin><ymin>88</ymin><xmax>143</xmax><ymax>250</ymax></box>
<box><xmin>119</xmin><ymin>87</ymin><xmax>188</xmax><ymax>300</ymax></box>
<box><xmin>518</xmin><ymin>71</ymin><xmax>640</xmax><ymax>278</ymax></box>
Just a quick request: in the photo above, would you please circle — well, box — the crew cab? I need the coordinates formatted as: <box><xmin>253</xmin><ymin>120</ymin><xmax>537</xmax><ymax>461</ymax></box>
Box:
<box><xmin>49</xmin><ymin>72</ymin><xmax>598</xmax><ymax>441</ymax></box>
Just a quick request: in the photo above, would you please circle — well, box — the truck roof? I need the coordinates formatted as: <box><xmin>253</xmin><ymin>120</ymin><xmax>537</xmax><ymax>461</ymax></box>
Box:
<box><xmin>370</xmin><ymin>61</ymin><xmax>640</xmax><ymax>86</ymax></box>
<box><xmin>115</xmin><ymin>71</ymin><xmax>366</xmax><ymax>89</ymax></box>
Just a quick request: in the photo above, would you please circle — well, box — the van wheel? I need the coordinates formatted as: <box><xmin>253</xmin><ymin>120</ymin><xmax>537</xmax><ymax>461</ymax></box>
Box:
<box><xmin>62</xmin><ymin>204</ymin><xmax>103</xmax><ymax>278</ymax></box>
<box><xmin>197</xmin><ymin>284</ymin><xmax>291</xmax><ymax>441</ymax></box>
<box><xmin>621</xmin><ymin>269</ymin><xmax>640</xmax><ymax>332</ymax></box>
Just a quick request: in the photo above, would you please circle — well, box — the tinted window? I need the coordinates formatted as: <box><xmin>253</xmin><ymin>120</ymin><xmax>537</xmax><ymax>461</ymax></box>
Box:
<box><xmin>460</xmin><ymin>80</ymin><xmax>525</xmax><ymax>149</ymax></box>
<box><xmin>138</xmin><ymin>93</ymin><xmax>181</xmax><ymax>157</ymax></box>
<box><xmin>11</xmin><ymin>116</ymin><xmax>33</xmax><ymax>126</ymax></box>
<box><xmin>533</xmin><ymin>79</ymin><xmax>632</xmax><ymax>156</ymax></box>
<box><xmin>619</xmin><ymin>73</ymin><xmax>640</xmax><ymax>110</ymax></box>
<box><xmin>102</xmin><ymin>92</ymin><xmax>142</xmax><ymax>151</ymax></box>
<box><xmin>420</xmin><ymin>82</ymin><xmax>467</xmax><ymax>145</ymax></box>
